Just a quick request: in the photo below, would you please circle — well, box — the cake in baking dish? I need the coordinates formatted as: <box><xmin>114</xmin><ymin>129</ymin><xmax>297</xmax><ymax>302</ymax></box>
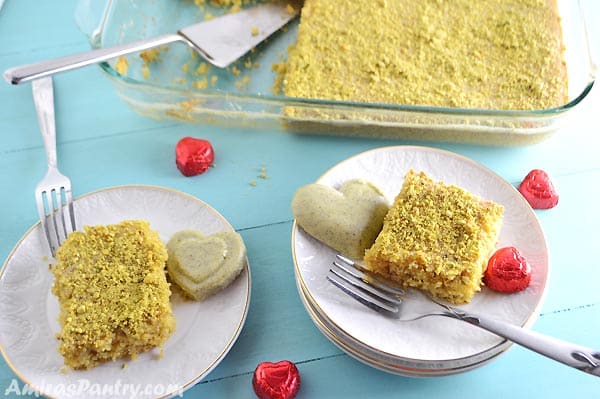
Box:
<box><xmin>364</xmin><ymin>170</ymin><xmax>504</xmax><ymax>304</ymax></box>
<box><xmin>283</xmin><ymin>0</ymin><xmax>567</xmax><ymax>110</ymax></box>
<box><xmin>51</xmin><ymin>220</ymin><xmax>175</xmax><ymax>370</ymax></box>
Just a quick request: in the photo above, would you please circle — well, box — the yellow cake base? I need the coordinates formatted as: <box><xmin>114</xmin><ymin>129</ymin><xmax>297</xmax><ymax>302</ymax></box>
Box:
<box><xmin>364</xmin><ymin>170</ymin><xmax>504</xmax><ymax>304</ymax></box>
<box><xmin>52</xmin><ymin>220</ymin><xmax>175</xmax><ymax>370</ymax></box>
<box><xmin>283</xmin><ymin>0</ymin><xmax>567</xmax><ymax>111</ymax></box>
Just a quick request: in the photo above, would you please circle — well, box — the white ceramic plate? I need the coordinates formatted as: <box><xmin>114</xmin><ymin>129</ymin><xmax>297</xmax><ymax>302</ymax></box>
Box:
<box><xmin>0</xmin><ymin>186</ymin><xmax>251</xmax><ymax>399</ymax></box>
<box><xmin>292</xmin><ymin>146</ymin><xmax>548</xmax><ymax>372</ymax></box>
<box><xmin>295</xmin><ymin>276</ymin><xmax>509</xmax><ymax>376</ymax></box>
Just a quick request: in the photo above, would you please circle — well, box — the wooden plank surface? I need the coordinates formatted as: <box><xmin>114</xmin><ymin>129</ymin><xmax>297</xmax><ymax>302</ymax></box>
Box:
<box><xmin>0</xmin><ymin>0</ymin><xmax>599</xmax><ymax>397</ymax></box>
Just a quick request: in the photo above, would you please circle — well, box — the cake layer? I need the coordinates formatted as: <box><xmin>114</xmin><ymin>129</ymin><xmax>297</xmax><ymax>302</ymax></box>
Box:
<box><xmin>284</xmin><ymin>0</ymin><xmax>567</xmax><ymax>110</ymax></box>
<box><xmin>52</xmin><ymin>220</ymin><xmax>175</xmax><ymax>370</ymax></box>
<box><xmin>364</xmin><ymin>170</ymin><xmax>504</xmax><ymax>304</ymax></box>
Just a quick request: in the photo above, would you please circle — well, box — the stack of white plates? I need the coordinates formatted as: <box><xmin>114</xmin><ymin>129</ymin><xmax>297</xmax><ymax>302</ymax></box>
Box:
<box><xmin>291</xmin><ymin>146</ymin><xmax>549</xmax><ymax>377</ymax></box>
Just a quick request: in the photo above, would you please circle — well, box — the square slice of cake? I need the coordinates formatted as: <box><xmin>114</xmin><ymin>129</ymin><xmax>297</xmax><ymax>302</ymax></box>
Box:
<box><xmin>51</xmin><ymin>220</ymin><xmax>175</xmax><ymax>370</ymax></box>
<box><xmin>364</xmin><ymin>170</ymin><xmax>504</xmax><ymax>304</ymax></box>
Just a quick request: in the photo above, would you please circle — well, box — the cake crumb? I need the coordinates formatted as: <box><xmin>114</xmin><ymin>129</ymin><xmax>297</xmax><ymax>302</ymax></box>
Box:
<box><xmin>258</xmin><ymin>166</ymin><xmax>269</xmax><ymax>179</ymax></box>
<box><xmin>140</xmin><ymin>48</ymin><xmax>163</xmax><ymax>64</ymax></box>
<box><xmin>196</xmin><ymin>62</ymin><xmax>210</xmax><ymax>75</ymax></box>
<box><xmin>166</xmin><ymin>99</ymin><xmax>202</xmax><ymax>121</ymax></box>
<box><xmin>271</xmin><ymin>62</ymin><xmax>286</xmax><ymax>95</ymax></box>
<box><xmin>193</xmin><ymin>78</ymin><xmax>209</xmax><ymax>89</ymax></box>
<box><xmin>180</xmin><ymin>99</ymin><xmax>201</xmax><ymax>112</ymax></box>
<box><xmin>115</xmin><ymin>56</ymin><xmax>129</xmax><ymax>75</ymax></box>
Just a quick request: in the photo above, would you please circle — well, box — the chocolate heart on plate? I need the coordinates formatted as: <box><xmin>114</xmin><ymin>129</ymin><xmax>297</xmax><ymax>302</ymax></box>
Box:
<box><xmin>291</xmin><ymin>180</ymin><xmax>389</xmax><ymax>259</ymax></box>
<box><xmin>252</xmin><ymin>360</ymin><xmax>300</xmax><ymax>399</ymax></box>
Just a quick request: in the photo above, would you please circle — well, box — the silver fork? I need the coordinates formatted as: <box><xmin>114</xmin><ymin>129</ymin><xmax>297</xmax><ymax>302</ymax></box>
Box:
<box><xmin>327</xmin><ymin>254</ymin><xmax>600</xmax><ymax>378</ymax></box>
<box><xmin>32</xmin><ymin>77</ymin><xmax>76</xmax><ymax>257</ymax></box>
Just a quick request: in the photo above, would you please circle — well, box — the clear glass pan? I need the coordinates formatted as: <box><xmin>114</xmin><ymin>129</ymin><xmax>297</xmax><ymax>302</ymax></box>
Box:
<box><xmin>75</xmin><ymin>0</ymin><xmax>596</xmax><ymax>145</ymax></box>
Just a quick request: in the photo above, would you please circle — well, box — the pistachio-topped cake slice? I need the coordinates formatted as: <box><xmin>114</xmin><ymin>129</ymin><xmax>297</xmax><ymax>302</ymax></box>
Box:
<box><xmin>51</xmin><ymin>220</ymin><xmax>175</xmax><ymax>370</ymax></box>
<box><xmin>364</xmin><ymin>170</ymin><xmax>504</xmax><ymax>304</ymax></box>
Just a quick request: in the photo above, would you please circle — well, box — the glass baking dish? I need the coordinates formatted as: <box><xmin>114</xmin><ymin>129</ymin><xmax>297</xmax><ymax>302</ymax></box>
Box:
<box><xmin>74</xmin><ymin>0</ymin><xmax>596</xmax><ymax>145</ymax></box>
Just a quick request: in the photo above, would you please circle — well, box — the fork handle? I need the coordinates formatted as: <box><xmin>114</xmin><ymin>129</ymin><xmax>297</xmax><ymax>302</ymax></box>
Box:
<box><xmin>5</xmin><ymin>33</ymin><xmax>183</xmax><ymax>85</ymax></box>
<box><xmin>32</xmin><ymin>77</ymin><xmax>57</xmax><ymax>168</ymax></box>
<box><xmin>447</xmin><ymin>310</ymin><xmax>600</xmax><ymax>377</ymax></box>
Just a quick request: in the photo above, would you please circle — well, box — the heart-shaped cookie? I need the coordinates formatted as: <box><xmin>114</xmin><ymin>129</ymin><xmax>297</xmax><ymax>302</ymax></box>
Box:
<box><xmin>170</xmin><ymin>236</ymin><xmax>227</xmax><ymax>282</ymax></box>
<box><xmin>166</xmin><ymin>229</ymin><xmax>246</xmax><ymax>301</ymax></box>
<box><xmin>252</xmin><ymin>360</ymin><xmax>300</xmax><ymax>399</ymax></box>
<box><xmin>291</xmin><ymin>180</ymin><xmax>389</xmax><ymax>259</ymax></box>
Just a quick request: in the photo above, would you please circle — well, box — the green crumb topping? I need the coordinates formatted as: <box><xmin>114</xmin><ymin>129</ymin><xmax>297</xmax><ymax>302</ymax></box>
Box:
<box><xmin>283</xmin><ymin>0</ymin><xmax>567</xmax><ymax>110</ymax></box>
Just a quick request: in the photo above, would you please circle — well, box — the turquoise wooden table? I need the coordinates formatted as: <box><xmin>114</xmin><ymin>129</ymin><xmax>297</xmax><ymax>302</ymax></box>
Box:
<box><xmin>1</xmin><ymin>1</ymin><xmax>599</xmax><ymax>398</ymax></box>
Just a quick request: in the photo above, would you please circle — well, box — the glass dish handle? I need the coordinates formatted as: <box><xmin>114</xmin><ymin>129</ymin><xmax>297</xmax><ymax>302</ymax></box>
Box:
<box><xmin>74</xmin><ymin>0</ymin><xmax>112</xmax><ymax>47</ymax></box>
<box><xmin>580</xmin><ymin>0</ymin><xmax>598</xmax><ymax>79</ymax></box>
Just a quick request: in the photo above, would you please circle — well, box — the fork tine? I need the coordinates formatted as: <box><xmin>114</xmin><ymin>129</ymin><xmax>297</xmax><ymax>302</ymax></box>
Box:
<box><xmin>64</xmin><ymin>186</ymin><xmax>76</xmax><ymax>232</ymax></box>
<box><xmin>327</xmin><ymin>254</ymin><xmax>407</xmax><ymax>317</ymax></box>
<box><xmin>38</xmin><ymin>185</ymin><xmax>75</xmax><ymax>257</ymax></box>
<box><xmin>327</xmin><ymin>272</ymin><xmax>401</xmax><ymax>316</ymax></box>
<box><xmin>330</xmin><ymin>264</ymin><xmax>402</xmax><ymax>305</ymax></box>
<box><xmin>54</xmin><ymin>189</ymin><xmax>67</xmax><ymax>241</ymax></box>
<box><xmin>32</xmin><ymin>76</ymin><xmax>77</xmax><ymax>257</ymax></box>
<box><xmin>37</xmin><ymin>189</ymin><xmax>59</xmax><ymax>257</ymax></box>
<box><xmin>50</xmin><ymin>189</ymin><xmax>63</xmax><ymax>254</ymax></box>
<box><xmin>58</xmin><ymin>187</ymin><xmax>71</xmax><ymax>240</ymax></box>
<box><xmin>38</xmin><ymin>191</ymin><xmax>53</xmax><ymax>254</ymax></box>
<box><xmin>335</xmin><ymin>254</ymin><xmax>405</xmax><ymax>296</ymax></box>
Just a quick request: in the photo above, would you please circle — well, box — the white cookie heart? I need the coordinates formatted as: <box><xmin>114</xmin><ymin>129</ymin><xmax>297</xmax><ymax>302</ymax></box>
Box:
<box><xmin>166</xmin><ymin>230</ymin><xmax>246</xmax><ymax>301</ymax></box>
<box><xmin>292</xmin><ymin>180</ymin><xmax>389</xmax><ymax>259</ymax></box>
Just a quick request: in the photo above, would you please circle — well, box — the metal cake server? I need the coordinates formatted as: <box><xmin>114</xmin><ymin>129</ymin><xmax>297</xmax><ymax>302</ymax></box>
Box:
<box><xmin>4</xmin><ymin>0</ymin><xmax>301</xmax><ymax>85</ymax></box>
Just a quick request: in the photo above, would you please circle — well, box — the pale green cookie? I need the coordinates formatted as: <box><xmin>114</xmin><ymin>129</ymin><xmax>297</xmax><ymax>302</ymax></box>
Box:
<box><xmin>291</xmin><ymin>180</ymin><xmax>390</xmax><ymax>259</ymax></box>
<box><xmin>166</xmin><ymin>229</ymin><xmax>205</xmax><ymax>254</ymax></box>
<box><xmin>166</xmin><ymin>230</ymin><xmax>246</xmax><ymax>301</ymax></box>
<box><xmin>170</xmin><ymin>236</ymin><xmax>227</xmax><ymax>283</ymax></box>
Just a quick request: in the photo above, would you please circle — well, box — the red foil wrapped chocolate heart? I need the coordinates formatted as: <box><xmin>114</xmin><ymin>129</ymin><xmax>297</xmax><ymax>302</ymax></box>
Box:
<box><xmin>252</xmin><ymin>360</ymin><xmax>300</xmax><ymax>399</ymax></box>
<box><xmin>175</xmin><ymin>136</ymin><xmax>214</xmax><ymax>177</ymax></box>
<box><xmin>518</xmin><ymin>169</ymin><xmax>559</xmax><ymax>209</ymax></box>
<box><xmin>484</xmin><ymin>247</ymin><xmax>531</xmax><ymax>293</ymax></box>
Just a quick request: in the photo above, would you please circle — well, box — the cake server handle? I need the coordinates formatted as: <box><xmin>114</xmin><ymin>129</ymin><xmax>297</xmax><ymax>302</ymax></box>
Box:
<box><xmin>441</xmin><ymin>307</ymin><xmax>600</xmax><ymax>377</ymax></box>
<box><xmin>3</xmin><ymin>33</ymin><xmax>184</xmax><ymax>85</ymax></box>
